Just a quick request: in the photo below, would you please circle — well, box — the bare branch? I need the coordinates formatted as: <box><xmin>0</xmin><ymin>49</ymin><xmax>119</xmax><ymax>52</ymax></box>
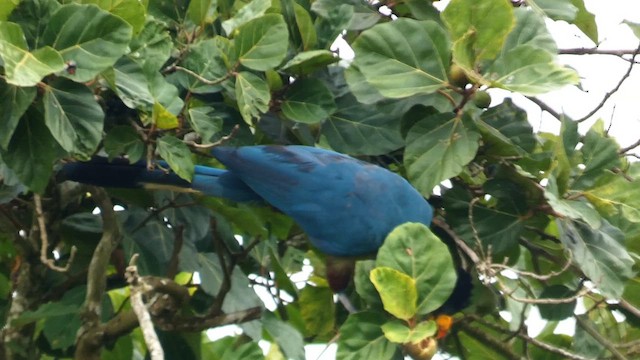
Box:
<box><xmin>34</xmin><ymin>194</ymin><xmax>77</xmax><ymax>272</ymax></box>
<box><xmin>525</xmin><ymin>96</ymin><xmax>563</xmax><ymax>121</ymax></box>
<box><xmin>75</xmin><ymin>187</ymin><xmax>122</xmax><ymax>360</ymax></box>
<box><xmin>170</xmin><ymin>65</ymin><xmax>232</xmax><ymax>85</ymax></box>
<box><xmin>126</xmin><ymin>254</ymin><xmax>164</xmax><ymax>360</ymax></box>
<box><xmin>576</xmin><ymin>45</ymin><xmax>640</xmax><ymax>123</ymax></box>
<box><xmin>559</xmin><ymin>48</ymin><xmax>640</xmax><ymax>56</ymax></box>
<box><xmin>184</xmin><ymin>125</ymin><xmax>240</xmax><ymax>149</ymax></box>
<box><xmin>490</xmin><ymin>251</ymin><xmax>573</xmax><ymax>281</ymax></box>
<box><xmin>619</xmin><ymin>138</ymin><xmax>640</xmax><ymax>154</ymax></box>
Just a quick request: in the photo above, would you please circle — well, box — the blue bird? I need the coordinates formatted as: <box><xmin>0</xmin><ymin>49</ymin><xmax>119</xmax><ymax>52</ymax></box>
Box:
<box><xmin>59</xmin><ymin>145</ymin><xmax>433</xmax><ymax>290</ymax></box>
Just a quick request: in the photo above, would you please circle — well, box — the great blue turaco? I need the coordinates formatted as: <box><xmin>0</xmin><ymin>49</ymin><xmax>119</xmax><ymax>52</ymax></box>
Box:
<box><xmin>59</xmin><ymin>145</ymin><xmax>471</xmax><ymax>335</ymax></box>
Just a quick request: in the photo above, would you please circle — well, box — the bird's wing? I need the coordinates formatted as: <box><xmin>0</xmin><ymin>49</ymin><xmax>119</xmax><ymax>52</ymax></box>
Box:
<box><xmin>212</xmin><ymin>145</ymin><xmax>432</xmax><ymax>256</ymax></box>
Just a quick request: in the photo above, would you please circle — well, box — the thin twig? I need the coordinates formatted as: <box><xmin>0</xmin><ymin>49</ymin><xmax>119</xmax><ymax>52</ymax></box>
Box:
<box><xmin>490</xmin><ymin>251</ymin><xmax>573</xmax><ymax>281</ymax></box>
<box><xmin>126</xmin><ymin>254</ymin><xmax>164</xmax><ymax>360</ymax></box>
<box><xmin>576</xmin><ymin>45</ymin><xmax>640</xmax><ymax>123</ymax></box>
<box><xmin>525</xmin><ymin>96</ymin><xmax>562</xmax><ymax>121</ymax></box>
<box><xmin>171</xmin><ymin>66</ymin><xmax>232</xmax><ymax>85</ymax></box>
<box><xmin>184</xmin><ymin>125</ymin><xmax>240</xmax><ymax>149</ymax></box>
<box><xmin>559</xmin><ymin>48</ymin><xmax>640</xmax><ymax>56</ymax></box>
<box><xmin>34</xmin><ymin>194</ymin><xmax>77</xmax><ymax>272</ymax></box>
<box><xmin>619</xmin><ymin>138</ymin><xmax>640</xmax><ymax>154</ymax></box>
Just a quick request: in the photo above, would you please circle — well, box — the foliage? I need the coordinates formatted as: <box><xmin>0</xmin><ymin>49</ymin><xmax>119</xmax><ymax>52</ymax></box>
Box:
<box><xmin>0</xmin><ymin>0</ymin><xmax>639</xmax><ymax>359</ymax></box>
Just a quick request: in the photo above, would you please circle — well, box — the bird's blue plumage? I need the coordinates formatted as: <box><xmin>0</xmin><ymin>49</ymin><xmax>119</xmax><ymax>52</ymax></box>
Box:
<box><xmin>59</xmin><ymin>146</ymin><xmax>433</xmax><ymax>257</ymax></box>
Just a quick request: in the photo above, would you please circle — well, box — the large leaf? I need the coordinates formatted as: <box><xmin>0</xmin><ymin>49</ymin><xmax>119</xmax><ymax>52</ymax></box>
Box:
<box><xmin>570</xmin><ymin>0</ymin><xmax>598</xmax><ymax>43</ymax></box>
<box><xmin>0</xmin><ymin>79</ymin><xmax>36</xmax><ymax>149</ymax></box>
<box><xmin>528</xmin><ymin>0</ymin><xmax>577</xmax><ymax>22</ymax></box>
<box><xmin>103</xmin><ymin>126</ymin><xmax>144</xmax><ymax>162</ymax></box>
<box><xmin>544</xmin><ymin>176</ymin><xmax>601</xmax><ymax>229</ymax></box>
<box><xmin>128</xmin><ymin>18</ymin><xmax>173</xmax><ymax>72</ymax></box>
<box><xmin>2</xmin><ymin>108</ymin><xmax>63</xmax><ymax>193</ymax></box>
<box><xmin>322</xmin><ymin>93</ymin><xmax>404</xmax><ymax>156</ymax></box>
<box><xmin>376</xmin><ymin>223</ymin><xmax>457</xmax><ymax>315</ymax></box>
<box><xmin>557</xmin><ymin>218</ymin><xmax>635</xmax><ymax>299</ymax></box>
<box><xmin>370</xmin><ymin>267</ymin><xmax>417</xmax><ymax>320</ymax></box>
<box><xmin>232</xmin><ymin>14</ymin><xmax>288</xmax><ymax>71</ymax></box>
<box><xmin>442</xmin><ymin>0</ymin><xmax>514</xmax><ymax>61</ymax></box>
<box><xmin>235</xmin><ymin>71</ymin><xmax>271</xmax><ymax>124</ymax></box>
<box><xmin>299</xmin><ymin>285</ymin><xmax>335</xmax><ymax>337</ymax></box>
<box><xmin>0</xmin><ymin>21</ymin><xmax>65</xmax><ymax>86</ymax></box>
<box><xmin>279</xmin><ymin>50</ymin><xmax>338</xmax><ymax>75</ymax></box>
<box><xmin>79</xmin><ymin>0</ymin><xmax>146</xmax><ymax>34</ymax></box>
<box><xmin>43</xmin><ymin>78</ymin><xmax>104</xmax><ymax>158</ymax></box>
<box><xmin>221</xmin><ymin>0</ymin><xmax>271</xmax><ymax>35</ymax></box>
<box><xmin>500</xmin><ymin>8</ymin><xmax>559</xmax><ymax>58</ymax></box>
<box><xmin>263</xmin><ymin>312</ymin><xmax>305</xmax><ymax>360</ymax></box>
<box><xmin>337</xmin><ymin>312</ymin><xmax>399</xmax><ymax>360</ymax></box>
<box><xmin>187</xmin><ymin>106</ymin><xmax>223</xmax><ymax>143</ymax></box>
<box><xmin>487</xmin><ymin>45</ymin><xmax>579</xmax><ymax>95</ymax></box>
<box><xmin>476</xmin><ymin>98</ymin><xmax>537</xmax><ymax>157</ymax></box>
<box><xmin>404</xmin><ymin>113</ymin><xmax>480</xmax><ymax>195</ymax></box>
<box><xmin>350</xmin><ymin>18</ymin><xmax>450</xmax><ymax>98</ymax></box>
<box><xmin>201</xmin><ymin>336</ymin><xmax>264</xmax><ymax>360</ymax></box>
<box><xmin>281</xmin><ymin>78</ymin><xmax>336</xmax><ymax>124</ymax></box>
<box><xmin>42</xmin><ymin>3</ymin><xmax>132</xmax><ymax>82</ymax></box>
<box><xmin>572</xmin><ymin>120</ymin><xmax>621</xmax><ymax>189</ymax></box>
<box><xmin>176</xmin><ymin>37</ymin><xmax>229</xmax><ymax>94</ymax></box>
<box><xmin>156</xmin><ymin>135</ymin><xmax>194</xmax><ymax>181</ymax></box>
<box><xmin>444</xmin><ymin>185</ymin><xmax>525</xmax><ymax>255</ymax></box>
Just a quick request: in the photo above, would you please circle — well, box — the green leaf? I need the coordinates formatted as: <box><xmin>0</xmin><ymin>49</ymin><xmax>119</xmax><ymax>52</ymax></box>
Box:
<box><xmin>381</xmin><ymin>319</ymin><xmax>438</xmax><ymax>344</ymax></box>
<box><xmin>293</xmin><ymin>3</ymin><xmax>317</xmax><ymax>50</ymax></box>
<box><xmin>350</xmin><ymin>19</ymin><xmax>450</xmax><ymax>98</ymax></box>
<box><xmin>314</xmin><ymin>3</ymin><xmax>353</xmax><ymax>49</ymax></box>
<box><xmin>152</xmin><ymin>101</ymin><xmax>179</xmax><ymax>130</ymax></box>
<box><xmin>235</xmin><ymin>71</ymin><xmax>270</xmax><ymax>125</ymax></box>
<box><xmin>279</xmin><ymin>50</ymin><xmax>338</xmax><ymax>75</ymax></box>
<box><xmin>0</xmin><ymin>21</ymin><xmax>65</xmax><ymax>86</ymax></box>
<box><xmin>537</xmin><ymin>285</ymin><xmax>577</xmax><ymax>320</ymax></box>
<box><xmin>104</xmin><ymin>125</ymin><xmax>144</xmax><ymax>162</ymax></box>
<box><xmin>79</xmin><ymin>0</ymin><xmax>146</xmax><ymax>34</ymax></box>
<box><xmin>232</xmin><ymin>14</ymin><xmax>288</xmax><ymax>71</ymax></box>
<box><xmin>584</xmin><ymin>164</ymin><xmax>640</xmax><ymax>224</ymax></box>
<box><xmin>106</xmin><ymin>57</ymin><xmax>155</xmax><ymax>111</ymax></box>
<box><xmin>381</xmin><ymin>320</ymin><xmax>412</xmax><ymax>343</ymax></box>
<box><xmin>404</xmin><ymin>113</ymin><xmax>480</xmax><ymax>195</ymax></box>
<box><xmin>488</xmin><ymin>45</ymin><xmax>579</xmax><ymax>95</ymax></box>
<box><xmin>43</xmin><ymin>78</ymin><xmax>104</xmax><ymax>158</ymax></box>
<box><xmin>573</xmin><ymin>120</ymin><xmax>621</xmax><ymax>189</ymax></box>
<box><xmin>354</xmin><ymin>260</ymin><xmax>382</xmax><ymax>308</ymax></box>
<box><xmin>201</xmin><ymin>336</ymin><xmax>264</xmax><ymax>360</ymax></box>
<box><xmin>177</xmin><ymin>37</ymin><xmax>229</xmax><ymax>94</ymax></box>
<box><xmin>477</xmin><ymin>98</ymin><xmax>537</xmax><ymax>157</ymax></box>
<box><xmin>322</xmin><ymin>94</ymin><xmax>404</xmax><ymax>156</ymax></box>
<box><xmin>444</xmin><ymin>184</ymin><xmax>525</xmax><ymax>255</ymax></box>
<box><xmin>128</xmin><ymin>18</ymin><xmax>173</xmax><ymax>73</ymax></box>
<box><xmin>500</xmin><ymin>9</ymin><xmax>559</xmax><ymax>59</ymax></box>
<box><xmin>624</xmin><ymin>20</ymin><xmax>640</xmax><ymax>40</ymax></box>
<box><xmin>376</xmin><ymin>223</ymin><xmax>457</xmax><ymax>315</ymax></box>
<box><xmin>337</xmin><ymin>312</ymin><xmax>398</xmax><ymax>360</ymax></box>
<box><xmin>370</xmin><ymin>267</ymin><xmax>417</xmax><ymax>320</ymax></box>
<box><xmin>221</xmin><ymin>0</ymin><xmax>270</xmax><ymax>35</ymax></box>
<box><xmin>0</xmin><ymin>79</ymin><xmax>36</xmax><ymax>149</ymax></box>
<box><xmin>156</xmin><ymin>135</ymin><xmax>194</xmax><ymax>181</ymax></box>
<box><xmin>528</xmin><ymin>0</ymin><xmax>577</xmax><ymax>22</ymax></box>
<box><xmin>263</xmin><ymin>312</ymin><xmax>305</xmax><ymax>360</ymax></box>
<box><xmin>544</xmin><ymin>176</ymin><xmax>601</xmax><ymax>229</ymax></box>
<box><xmin>570</xmin><ymin>0</ymin><xmax>597</xmax><ymax>43</ymax></box>
<box><xmin>0</xmin><ymin>0</ymin><xmax>19</xmax><ymax>21</ymax></box>
<box><xmin>2</xmin><ymin>108</ymin><xmax>63</xmax><ymax>193</ymax></box>
<box><xmin>186</xmin><ymin>0</ymin><xmax>218</xmax><ymax>27</ymax></box>
<box><xmin>188</xmin><ymin>106</ymin><xmax>223</xmax><ymax>143</ymax></box>
<box><xmin>42</xmin><ymin>3</ymin><xmax>133</xmax><ymax>82</ymax></box>
<box><xmin>281</xmin><ymin>78</ymin><xmax>336</xmax><ymax>124</ymax></box>
<box><xmin>442</xmin><ymin>0</ymin><xmax>514</xmax><ymax>61</ymax></box>
<box><xmin>557</xmin><ymin>218</ymin><xmax>635</xmax><ymax>298</ymax></box>
<box><xmin>299</xmin><ymin>285</ymin><xmax>335</xmax><ymax>337</ymax></box>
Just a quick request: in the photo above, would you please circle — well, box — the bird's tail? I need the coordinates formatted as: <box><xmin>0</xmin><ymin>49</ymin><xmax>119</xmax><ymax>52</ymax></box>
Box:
<box><xmin>57</xmin><ymin>157</ymin><xmax>261</xmax><ymax>202</ymax></box>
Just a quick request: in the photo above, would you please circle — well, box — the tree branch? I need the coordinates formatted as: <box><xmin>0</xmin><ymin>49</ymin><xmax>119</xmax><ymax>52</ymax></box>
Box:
<box><xmin>34</xmin><ymin>194</ymin><xmax>77</xmax><ymax>272</ymax></box>
<box><xmin>75</xmin><ymin>187</ymin><xmax>122</xmax><ymax>360</ymax></box>
<box><xmin>575</xmin><ymin>315</ymin><xmax>628</xmax><ymax>360</ymax></box>
<box><xmin>126</xmin><ymin>254</ymin><xmax>164</xmax><ymax>360</ymax></box>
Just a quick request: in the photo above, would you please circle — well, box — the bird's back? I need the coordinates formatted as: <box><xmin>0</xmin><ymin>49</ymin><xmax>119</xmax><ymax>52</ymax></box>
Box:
<box><xmin>212</xmin><ymin>146</ymin><xmax>432</xmax><ymax>256</ymax></box>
